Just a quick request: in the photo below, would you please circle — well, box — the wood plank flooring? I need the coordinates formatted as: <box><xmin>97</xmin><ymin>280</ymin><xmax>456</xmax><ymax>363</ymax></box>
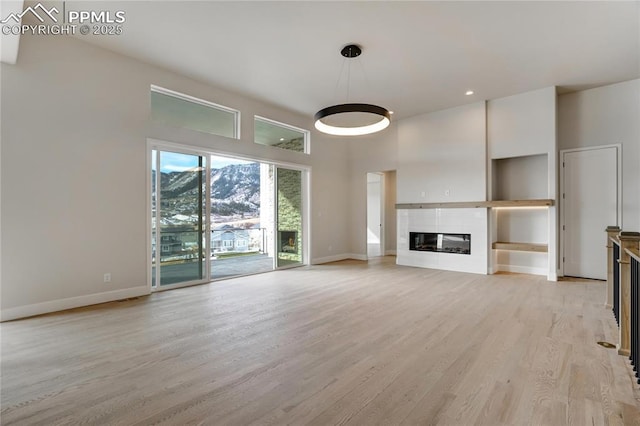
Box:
<box><xmin>2</xmin><ymin>257</ymin><xmax>639</xmax><ymax>425</ymax></box>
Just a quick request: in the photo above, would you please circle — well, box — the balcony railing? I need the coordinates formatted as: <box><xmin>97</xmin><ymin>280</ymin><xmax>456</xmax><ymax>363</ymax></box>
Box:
<box><xmin>630</xmin><ymin>250</ymin><xmax>640</xmax><ymax>385</ymax></box>
<box><xmin>605</xmin><ymin>227</ymin><xmax>640</xmax><ymax>388</ymax></box>
<box><xmin>211</xmin><ymin>227</ymin><xmax>267</xmax><ymax>256</ymax></box>
<box><xmin>152</xmin><ymin>227</ymin><xmax>268</xmax><ymax>262</ymax></box>
<box><xmin>613</xmin><ymin>240</ymin><xmax>620</xmax><ymax>325</ymax></box>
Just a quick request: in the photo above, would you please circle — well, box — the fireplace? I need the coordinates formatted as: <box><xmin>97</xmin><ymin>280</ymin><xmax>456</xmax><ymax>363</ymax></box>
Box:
<box><xmin>278</xmin><ymin>230</ymin><xmax>297</xmax><ymax>253</ymax></box>
<box><xmin>409</xmin><ymin>232</ymin><xmax>471</xmax><ymax>255</ymax></box>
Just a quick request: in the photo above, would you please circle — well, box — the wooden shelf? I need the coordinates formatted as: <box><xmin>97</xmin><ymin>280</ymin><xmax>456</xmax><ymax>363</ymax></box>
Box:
<box><xmin>395</xmin><ymin>199</ymin><xmax>554</xmax><ymax>209</ymax></box>
<box><xmin>492</xmin><ymin>242</ymin><xmax>548</xmax><ymax>253</ymax></box>
<box><xmin>488</xmin><ymin>199</ymin><xmax>554</xmax><ymax>208</ymax></box>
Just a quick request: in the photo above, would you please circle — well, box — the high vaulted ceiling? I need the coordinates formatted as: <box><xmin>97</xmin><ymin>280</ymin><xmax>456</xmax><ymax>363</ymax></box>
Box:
<box><xmin>45</xmin><ymin>1</ymin><xmax>640</xmax><ymax>119</ymax></box>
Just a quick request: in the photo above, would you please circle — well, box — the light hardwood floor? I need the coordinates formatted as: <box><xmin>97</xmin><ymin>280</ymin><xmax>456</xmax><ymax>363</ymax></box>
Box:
<box><xmin>2</xmin><ymin>257</ymin><xmax>639</xmax><ymax>425</ymax></box>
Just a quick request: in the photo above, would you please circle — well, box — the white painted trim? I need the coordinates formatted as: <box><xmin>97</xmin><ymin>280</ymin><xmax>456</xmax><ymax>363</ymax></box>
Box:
<box><xmin>150</xmin><ymin>85</ymin><xmax>240</xmax><ymax>139</ymax></box>
<box><xmin>148</xmin><ymin>139</ymin><xmax>313</xmax><ymax>283</ymax></box>
<box><xmin>312</xmin><ymin>254</ymin><xmax>351</xmax><ymax>264</ymax></box>
<box><xmin>496</xmin><ymin>264</ymin><xmax>548</xmax><ymax>277</ymax></box>
<box><xmin>148</xmin><ymin>142</ymin><xmax>211</xmax><ymax>291</ymax></box>
<box><xmin>0</xmin><ymin>1</ymin><xmax>23</xmax><ymax>65</ymax></box>
<box><xmin>349</xmin><ymin>253</ymin><xmax>369</xmax><ymax>261</ymax></box>
<box><xmin>380</xmin><ymin>173</ymin><xmax>385</xmax><ymax>258</ymax></box>
<box><xmin>366</xmin><ymin>172</ymin><xmax>385</xmax><ymax>258</ymax></box>
<box><xmin>274</xmin><ymin>165</ymin><xmax>310</xmax><ymax>270</ymax></box>
<box><xmin>254</xmin><ymin>115</ymin><xmax>311</xmax><ymax>155</ymax></box>
<box><xmin>146</xmin><ymin>142</ymin><xmax>154</xmax><ymax>293</ymax></box>
<box><xmin>385</xmin><ymin>250</ymin><xmax>397</xmax><ymax>256</ymax></box>
<box><xmin>1</xmin><ymin>287</ymin><xmax>150</xmax><ymax>322</ymax></box>
<box><xmin>559</xmin><ymin>144</ymin><xmax>622</xmax><ymax>277</ymax></box>
<box><xmin>147</xmin><ymin>138</ymin><xmax>309</xmax><ymax>172</ymax></box>
<box><xmin>312</xmin><ymin>253</ymin><xmax>367</xmax><ymax>264</ymax></box>
<box><xmin>303</xmin><ymin>167</ymin><xmax>312</xmax><ymax>266</ymax></box>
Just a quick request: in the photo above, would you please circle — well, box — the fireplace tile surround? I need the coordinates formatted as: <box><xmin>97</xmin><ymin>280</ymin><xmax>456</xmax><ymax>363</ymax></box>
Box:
<box><xmin>397</xmin><ymin>208</ymin><xmax>488</xmax><ymax>274</ymax></box>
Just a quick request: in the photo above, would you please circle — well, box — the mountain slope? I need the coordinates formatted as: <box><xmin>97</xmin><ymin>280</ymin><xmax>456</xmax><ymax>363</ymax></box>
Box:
<box><xmin>156</xmin><ymin>163</ymin><xmax>260</xmax><ymax>218</ymax></box>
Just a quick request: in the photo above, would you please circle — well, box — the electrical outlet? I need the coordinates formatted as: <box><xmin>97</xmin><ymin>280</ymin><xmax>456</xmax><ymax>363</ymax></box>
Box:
<box><xmin>444</xmin><ymin>189</ymin><xmax>450</xmax><ymax>197</ymax></box>
<box><xmin>103</xmin><ymin>273</ymin><xmax>111</xmax><ymax>283</ymax></box>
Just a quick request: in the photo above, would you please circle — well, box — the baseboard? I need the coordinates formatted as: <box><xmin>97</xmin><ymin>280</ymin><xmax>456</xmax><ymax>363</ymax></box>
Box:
<box><xmin>312</xmin><ymin>254</ymin><xmax>351</xmax><ymax>264</ymax></box>
<box><xmin>1</xmin><ymin>286</ymin><xmax>150</xmax><ymax>322</ymax></box>
<box><xmin>350</xmin><ymin>253</ymin><xmax>368</xmax><ymax>261</ymax></box>
<box><xmin>496</xmin><ymin>264</ymin><xmax>547</xmax><ymax>277</ymax></box>
<box><xmin>312</xmin><ymin>253</ymin><xmax>368</xmax><ymax>265</ymax></box>
<box><xmin>384</xmin><ymin>250</ymin><xmax>397</xmax><ymax>256</ymax></box>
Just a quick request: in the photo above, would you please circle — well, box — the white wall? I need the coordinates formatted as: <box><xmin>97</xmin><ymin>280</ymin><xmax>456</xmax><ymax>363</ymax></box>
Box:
<box><xmin>366</xmin><ymin>173</ymin><xmax>382</xmax><ymax>257</ymax></box>
<box><xmin>492</xmin><ymin>154</ymin><xmax>548</xmax><ymax>200</ymax></box>
<box><xmin>488</xmin><ymin>87</ymin><xmax>557</xmax><ymax>163</ymax></box>
<box><xmin>384</xmin><ymin>171</ymin><xmax>397</xmax><ymax>255</ymax></box>
<box><xmin>558</xmin><ymin>79</ymin><xmax>640</xmax><ymax>231</ymax></box>
<box><xmin>0</xmin><ymin>34</ymin><xmax>351</xmax><ymax>320</ymax></box>
<box><xmin>345</xmin><ymin>126</ymin><xmax>398</xmax><ymax>258</ymax></box>
<box><xmin>395</xmin><ymin>102</ymin><xmax>488</xmax><ymax>274</ymax></box>
<box><xmin>487</xmin><ymin>87</ymin><xmax>557</xmax><ymax>279</ymax></box>
<box><xmin>397</xmin><ymin>102</ymin><xmax>487</xmax><ymax>203</ymax></box>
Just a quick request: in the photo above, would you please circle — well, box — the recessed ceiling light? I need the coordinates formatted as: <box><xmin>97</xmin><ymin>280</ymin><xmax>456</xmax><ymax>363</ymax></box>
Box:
<box><xmin>389</xmin><ymin>111</ymin><xmax>394</xmax><ymax>115</ymax></box>
<box><xmin>465</xmin><ymin>90</ymin><xmax>474</xmax><ymax>96</ymax></box>
<box><xmin>279</xmin><ymin>138</ymin><xmax>285</xmax><ymax>141</ymax></box>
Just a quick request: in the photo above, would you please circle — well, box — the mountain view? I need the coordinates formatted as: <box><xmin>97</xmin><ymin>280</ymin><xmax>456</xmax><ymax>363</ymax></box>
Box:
<box><xmin>210</xmin><ymin>163</ymin><xmax>260</xmax><ymax>217</ymax></box>
<box><xmin>155</xmin><ymin>162</ymin><xmax>261</xmax><ymax>224</ymax></box>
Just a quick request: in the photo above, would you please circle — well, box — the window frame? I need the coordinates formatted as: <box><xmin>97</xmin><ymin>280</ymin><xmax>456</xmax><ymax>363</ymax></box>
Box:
<box><xmin>254</xmin><ymin>115</ymin><xmax>310</xmax><ymax>154</ymax></box>
<box><xmin>151</xmin><ymin>85</ymin><xmax>240</xmax><ymax>139</ymax></box>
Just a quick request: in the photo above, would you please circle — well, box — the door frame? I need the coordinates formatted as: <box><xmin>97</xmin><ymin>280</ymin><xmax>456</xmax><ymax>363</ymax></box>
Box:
<box><xmin>148</xmin><ymin>143</ymin><xmax>212</xmax><ymax>292</ymax></box>
<box><xmin>559</xmin><ymin>144</ymin><xmax>622</xmax><ymax>278</ymax></box>
<box><xmin>147</xmin><ymin>138</ymin><xmax>311</xmax><ymax>291</ymax></box>
<box><xmin>366</xmin><ymin>172</ymin><xmax>385</xmax><ymax>259</ymax></box>
<box><xmin>274</xmin><ymin>165</ymin><xmax>309</xmax><ymax>270</ymax></box>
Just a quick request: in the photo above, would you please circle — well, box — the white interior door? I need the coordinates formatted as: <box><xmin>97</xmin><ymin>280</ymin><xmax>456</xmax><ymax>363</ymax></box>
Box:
<box><xmin>367</xmin><ymin>173</ymin><xmax>383</xmax><ymax>257</ymax></box>
<box><xmin>563</xmin><ymin>146</ymin><xmax>619</xmax><ymax>279</ymax></box>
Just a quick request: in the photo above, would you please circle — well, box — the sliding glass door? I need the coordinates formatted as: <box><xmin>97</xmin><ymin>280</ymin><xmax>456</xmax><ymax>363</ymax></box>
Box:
<box><xmin>276</xmin><ymin>167</ymin><xmax>304</xmax><ymax>268</ymax></box>
<box><xmin>209</xmin><ymin>156</ymin><xmax>274</xmax><ymax>279</ymax></box>
<box><xmin>151</xmin><ymin>144</ymin><xmax>307</xmax><ymax>288</ymax></box>
<box><xmin>152</xmin><ymin>149</ymin><xmax>207</xmax><ymax>288</ymax></box>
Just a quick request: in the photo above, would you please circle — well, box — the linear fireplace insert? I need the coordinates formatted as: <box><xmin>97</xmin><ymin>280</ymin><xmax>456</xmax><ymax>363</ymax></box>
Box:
<box><xmin>409</xmin><ymin>232</ymin><xmax>471</xmax><ymax>255</ymax></box>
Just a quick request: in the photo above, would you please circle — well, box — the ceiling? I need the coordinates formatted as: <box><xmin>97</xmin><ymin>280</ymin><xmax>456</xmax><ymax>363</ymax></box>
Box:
<box><xmin>45</xmin><ymin>1</ymin><xmax>640</xmax><ymax>120</ymax></box>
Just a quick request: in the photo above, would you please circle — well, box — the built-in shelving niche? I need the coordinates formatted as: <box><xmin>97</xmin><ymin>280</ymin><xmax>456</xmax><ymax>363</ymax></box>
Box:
<box><xmin>492</xmin><ymin>154</ymin><xmax>548</xmax><ymax>200</ymax></box>
<box><xmin>490</xmin><ymin>153</ymin><xmax>551</xmax><ymax>276</ymax></box>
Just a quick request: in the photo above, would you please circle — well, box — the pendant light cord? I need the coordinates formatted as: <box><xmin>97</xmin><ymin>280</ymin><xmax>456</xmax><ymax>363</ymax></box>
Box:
<box><xmin>346</xmin><ymin>58</ymin><xmax>351</xmax><ymax>102</ymax></box>
<box><xmin>332</xmin><ymin>58</ymin><xmax>348</xmax><ymax>105</ymax></box>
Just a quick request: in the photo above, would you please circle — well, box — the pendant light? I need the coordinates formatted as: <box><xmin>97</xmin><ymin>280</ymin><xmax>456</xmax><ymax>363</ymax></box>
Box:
<box><xmin>314</xmin><ymin>44</ymin><xmax>391</xmax><ymax>136</ymax></box>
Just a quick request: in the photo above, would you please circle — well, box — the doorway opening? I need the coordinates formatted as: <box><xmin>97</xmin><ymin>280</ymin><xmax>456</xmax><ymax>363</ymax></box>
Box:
<box><xmin>366</xmin><ymin>171</ymin><xmax>396</xmax><ymax>259</ymax></box>
<box><xmin>367</xmin><ymin>173</ymin><xmax>384</xmax><ymax>257</ymax></box>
